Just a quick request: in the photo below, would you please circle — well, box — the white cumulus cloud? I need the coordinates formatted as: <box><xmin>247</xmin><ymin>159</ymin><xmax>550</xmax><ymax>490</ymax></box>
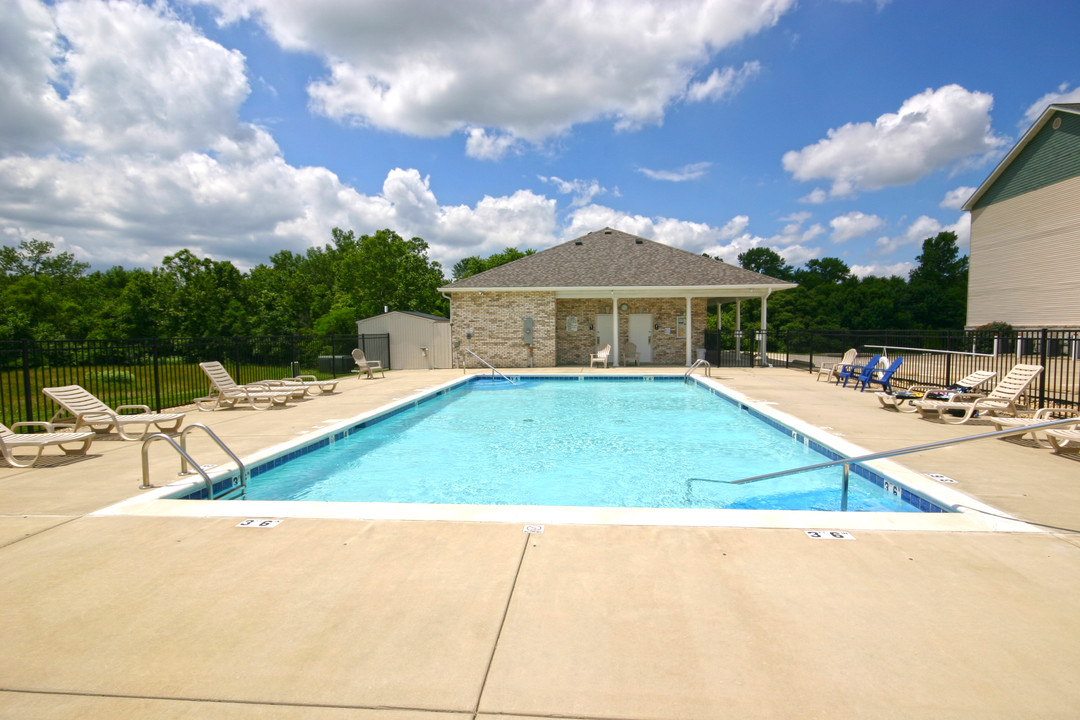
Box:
<box><xmin>198</xmin><ymin>0</ymin><xmax>795</xmax><ymax>154</ymax></box>
<box><xmin>874</xmin><ymin>214</ymin><xmax>969</xmax><ymax>256</ymax></box>
<box><xmin>830</xmin><ymin>211</ymin><xmax>883</xmax><ymax>243</ymax></box>
<box><xmin>782</xmin><ymin>84</ymin><xmax>1009</xmax><ymax>197</ymax></box>
<box><xmin>1021</xmin><ymin>83</ymin><xmax>1080</xmax><ymax>127</ymax></box>
<box><xmin>940</xmin><ymin>186</ymin><xmax>976</xmax><ymax>209</ymax></box>
<box><xmin>538</xmin><ymin>176</ymin><xmax>609</xmax><ymax>207</ymax></box>
<box><xmin>638</xmin><ymin>162</ymin><xmax>712</xmax><ymax>182</ymax></box>
<box><xmin>687</xmin><ymin>61</ymin><xmax>762</xmax><ymax>102</ymax></box>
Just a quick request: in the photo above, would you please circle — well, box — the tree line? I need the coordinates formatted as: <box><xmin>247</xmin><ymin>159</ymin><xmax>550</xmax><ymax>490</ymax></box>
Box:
<box><xmin>716</xmin><ymin>231</ymin><xmax>969</xmax><ymax>332</ymax></box>
<box><xmin>0</xmin><ymin>228</ymin><xmax>968</xmax><ymax>342</ymax></box>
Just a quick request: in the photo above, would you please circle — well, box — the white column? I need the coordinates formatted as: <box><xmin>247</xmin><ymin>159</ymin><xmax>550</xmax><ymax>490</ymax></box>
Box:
<box><xmin>735</xmin><ymin>299</ymin><xmax>742</xmax><ymax>359</ymax></box>
<box><xmin>685</xmin><ymin>296</ymin><xmax>693</xmax><ymax>366</ymax></box>
<box><xmin>612</xmin><ymin>296</ymin><xmax>620</xmax><ymax>367</ymax></box>
<box><xmin>759</xmin><ymin>292</ymin><xmax>770</xmax><ymax>367</ymax></box>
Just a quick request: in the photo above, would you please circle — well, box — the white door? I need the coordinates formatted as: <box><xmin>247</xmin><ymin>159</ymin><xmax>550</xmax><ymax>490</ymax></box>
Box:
<box><xmin>595</xmin><ymin>314</ymin><xmax>614</xmax><ymax>352</ymax></box>
<box><xmin>629</xmin><ymin>313</ymin><xmax>653</xmax><ymax>363</ymax></box>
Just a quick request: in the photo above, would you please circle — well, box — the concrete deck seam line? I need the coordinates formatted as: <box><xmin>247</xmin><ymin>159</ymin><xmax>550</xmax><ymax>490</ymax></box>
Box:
<box><xmin>472</xmin><ymin>533</ymin><xmax>531</xmax><ymax>717</ymax></box>
<box><xmin>953</xmin><ymin>504</ymin><xmax>1080</xmax><ymax>535</ymax></box>
<box><xmin>0</xmin><ymin>515</ymin><xmax>82</xmax><ymax>550</ymax></box>
<box><xmin>0</xmin><ymin>687</ymin><xmax>474</xmax><ymax>715</ymax></box>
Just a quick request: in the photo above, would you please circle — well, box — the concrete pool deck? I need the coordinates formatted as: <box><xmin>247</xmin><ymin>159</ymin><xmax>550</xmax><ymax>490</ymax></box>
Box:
<box><xmin>2</xmin><ymin>367</ymin><xmax>1079</xmax><ymax>718</ymax></box>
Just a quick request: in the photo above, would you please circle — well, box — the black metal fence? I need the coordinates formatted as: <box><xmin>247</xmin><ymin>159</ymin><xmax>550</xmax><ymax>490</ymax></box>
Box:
<box><xmin>703</xmin><ymin>327</ymin><xmax>1079</xmax><ymax>410</ymax></box>
<box><xmin>0</xmin><ymin>334</ymin><xmax>389</xmax><ymax>427</ymax></box>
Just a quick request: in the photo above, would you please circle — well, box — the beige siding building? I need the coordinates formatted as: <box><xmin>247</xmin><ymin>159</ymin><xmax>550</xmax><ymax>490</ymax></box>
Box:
<box><xmin>440</xmin><ymin>228</ymin><xmax>796</xmax><ymax>368</ymax></box>
<box><xmin>964</xmin><ymin>103</ymin><xmax>1080</xmax><ymax>329</ymax></box>
<box><xmin>355</xmin><ymin>311</ymin><xmax>452</xmax><ymax>369</ymax></box>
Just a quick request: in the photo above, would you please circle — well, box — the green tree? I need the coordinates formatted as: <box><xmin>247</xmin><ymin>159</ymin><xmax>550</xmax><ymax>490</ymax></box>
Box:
<box><xmin>906</xmin><ymin>231</ymin><xmax>968</xmax><ymax>329</ymax></box>
<box><xmin>451</xmin><ymin>247</ymin><xmax>535</xmax><ymax>281</ymax></box>
<box><xmin>793</xmin><ymin>257</ymin><xmax>851</xmax><ymax>290</ymax></box>
<box><xmin>737</xmin><ymin>247</ymin><xmax>794</xmax><ymax>281</ymax></box>
<box><xmin>0</xmin><ymin>239</ymin><xmax>90</xmax><ymax>340</ymax></box>
<box><xmin>154</xmin><ymin>250</ymin><xmax>250</xmax><ymax>337</ymax></box>
<box><xmin>319</xmin><ymin>228</ymin><xmax>448</xmax><ymax>328</ymax></box>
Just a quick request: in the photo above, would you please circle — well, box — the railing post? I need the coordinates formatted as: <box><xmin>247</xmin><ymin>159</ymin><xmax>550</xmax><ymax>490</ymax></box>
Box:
<box><xmin>841</xmin><ymin>463</ymin><xmax>849</xmax><ymax>512</ymax></box>
<box><xmin>21</xmin><ymin>339</ymin><xmax>34</xmax><ymax>424</ymax></box>
<box><xmin>152</xmin><ymin>338</ymin><xmax>162</xmax><ymax>412</ymax></box>
<box><xmin>808</xmin><ymin>330</ymin><xmax>815</xmax><ymax>375</ymax></box>
<box><xmin>1038</xmin><ymin>327</ymin><xmax>1048</xmax><ymax>408</ymax></box>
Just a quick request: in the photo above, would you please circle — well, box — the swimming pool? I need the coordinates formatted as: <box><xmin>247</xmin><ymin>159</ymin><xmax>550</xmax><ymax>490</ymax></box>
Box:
<box><xmin>213</xmin><ymin>376</ymin><xmax>943</xmax><ymax>513</ymax></box>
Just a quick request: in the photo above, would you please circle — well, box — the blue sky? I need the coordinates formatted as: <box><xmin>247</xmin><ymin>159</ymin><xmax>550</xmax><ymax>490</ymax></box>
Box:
<box><xmin>2</xmin><ymin>0</ymin><xmax>1078</xmax><ymax>278</ymax></box>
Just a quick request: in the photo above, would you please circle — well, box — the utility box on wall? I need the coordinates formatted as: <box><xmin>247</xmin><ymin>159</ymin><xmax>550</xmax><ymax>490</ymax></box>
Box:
<box><xmin>523</xmin><ymin>316</ymin><xmax>534</xmax><ymax>344</ymax></box>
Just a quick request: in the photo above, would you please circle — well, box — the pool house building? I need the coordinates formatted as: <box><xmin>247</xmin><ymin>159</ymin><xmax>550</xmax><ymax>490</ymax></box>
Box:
<box><xmin>440</xmin><ymin>228</ymin><xmax>797</xmax><ymax>368</ymax></box>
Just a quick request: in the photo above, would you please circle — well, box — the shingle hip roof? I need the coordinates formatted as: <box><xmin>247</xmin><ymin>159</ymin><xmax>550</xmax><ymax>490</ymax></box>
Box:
<box><xmin>441</xmin><ymin>228</ymin><xmax>794</xmax><ymax>290</ymax></box>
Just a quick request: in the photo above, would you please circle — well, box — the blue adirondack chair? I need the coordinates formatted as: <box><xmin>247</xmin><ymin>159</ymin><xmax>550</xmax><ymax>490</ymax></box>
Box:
<box><xmin>855</xmin><ymin>356</ymin><xmax>904</xmax><ymax>392</ymax></box>
<box><xmin>837</xmin><ymin>353</ymin><xmax>880</xmax><ymax>387</ymax></box>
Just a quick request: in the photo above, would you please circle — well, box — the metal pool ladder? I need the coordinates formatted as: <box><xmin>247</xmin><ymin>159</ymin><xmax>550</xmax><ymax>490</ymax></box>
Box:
<box><xmin>140</xmin><ymin>423</ymin><xmax>247</xmax><ymax>500</ymax></box>
<box><xmin>464</xmin><ymin>348</ymin><xmax>516</xmax><ymax>384</ymax></box>
<box><xmin>685</xmin><ymin>359</ymin><xmax>711</xmax><ymax>377</ymax></box>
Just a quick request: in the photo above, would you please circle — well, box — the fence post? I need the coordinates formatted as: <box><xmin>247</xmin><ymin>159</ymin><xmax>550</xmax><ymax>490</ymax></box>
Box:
<box><xmin>152</xmin><ymin>338</ymin><xmax>162</xmax><ymax>412</ymax></box>
<box><xmin>808</xmin><ymin>331</ymin><xmax>814</xmax><ymax>374</ymax></box>
<box><xmin>21</xmin><ymin>340</ymin><xmax>34</xmax><ymax>424</ymax></box>
<box><xmin>1038</xmin><ymin>328</ymin><xmax>1048</xmax><ymax>408</ymax></box>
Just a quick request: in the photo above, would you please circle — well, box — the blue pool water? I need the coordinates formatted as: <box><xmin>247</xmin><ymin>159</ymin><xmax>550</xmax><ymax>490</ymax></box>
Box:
<box><xmin>238</xmin><ymin>377</ymin><xmax>925</xmax><ymax>512</ymax></box>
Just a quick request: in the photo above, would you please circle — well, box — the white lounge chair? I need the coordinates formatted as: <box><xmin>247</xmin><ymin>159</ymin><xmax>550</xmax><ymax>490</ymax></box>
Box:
<box><xmin>590</xmin><ymin>344</ymin><xmax>611</xmax><ymax>368</ymax></box>
<box><xmin>622</xmin><ymin>341</ymin><xmax>640</xmax><ymax>366</ymax></box>
<box><xmin>42</xmin><ymin>385</ymin><xmax>185</xmax><ymax>440</ymax></box>
<box><xmin>913</xmin><ymin>364</ymin><xmax>1043</xmax><ymax>424</ymax></box>
<box><xmin>876</xmin><ymin>370</ymin><xmax>997</xmax><ymax>412</ymax></box>
<box><xmin>816</xmin><ymin>348</ymin><xmax>857</xmax><ymax>382</ymax></box>
<box><xmin>198</xmin><ymin>361</ymin><xmax>337</xmax><ymax>398</ymax></box>
<box><xmin>989</xmin><ymin>407</ymin><xmax>1080</xmax><ymax>447</ymax></box>
<box><xmin>352</xmin><ymin>349</ymin><xmax>383</xmax><ymax>379</ymax></box>
<box><xmin>194</xmin><ymin>362</ymin><xmax>300</xmax><ymax>411</ymax></box>
<box><xmin>1046</xmin><ymin>427</ymin><xmax>1080</xmax><ymax>454</ymax></box>
<box><xmin>1</xmin><ymin>421</ymin><xmax>95</xmax><ymax>467</ymax></box>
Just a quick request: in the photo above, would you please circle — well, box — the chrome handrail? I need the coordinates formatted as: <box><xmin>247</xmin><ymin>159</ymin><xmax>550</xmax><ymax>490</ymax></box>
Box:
<box><xmin>464</xmin><ymin>348</ymin><xmax>516</xmax><ymax>385</ymax></box>
<box><xmin>690</xmin><ymin>417</ymin><xmax>1080</xmax><ymax>508</ymax></box>
<box><xmin>141</xmin><ymin>433</ymin><xmax>213</xmax><ymax>494</ymax></box>
<box><xmin>140</xmin><ymin>423</ymin><xmax>246</xmax><ymax>500</ymax></box>
<box><xmin>178</xmin><ymin>424</ymin><xmax>247</xmax><ymax>485</ymax></box>
<box><xmin>684</xmin><ymin>358</ymin><xmax>711</xmax><ymax>377</ymax></box>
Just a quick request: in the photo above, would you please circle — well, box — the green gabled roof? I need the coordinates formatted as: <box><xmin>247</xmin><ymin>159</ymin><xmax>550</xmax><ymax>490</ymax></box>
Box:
<box><xmin>441</xmin><ymin>228</ymin><xmax>795</xmax><ymax>291</ymax></box>
<box><xmin>964</xmin><ymin>103</ymin><xmax>1080</xmax><ymax>211</ymax></box>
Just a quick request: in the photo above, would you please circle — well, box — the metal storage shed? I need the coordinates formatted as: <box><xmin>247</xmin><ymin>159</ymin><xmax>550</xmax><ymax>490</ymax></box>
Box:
<box><xmin>355</xmin><ymin>311</ymin><xmax>451</xmax><ymax>369</ymax></box>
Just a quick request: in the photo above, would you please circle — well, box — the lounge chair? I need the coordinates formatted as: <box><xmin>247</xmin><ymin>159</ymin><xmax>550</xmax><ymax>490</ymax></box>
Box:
<box><xmin>988</xmin><ymin>407</ymin><xmax>1080</xmax><ymax>447</ymax></box>
<box><xmin>198</xmin><ymin>361</ymin><xmax>336</xmax><ymax>398</ymax></box>
<box><xmin>816</xmin><ymin>348</ymin><xmax>857</xmax><ymax>383</ymax></box>
<box><xmin>852</xmin><ymin>356</ymin><xmax>903</xmax><ymax>392</ymax></box>
<box><xmin>876</xmin><ymin>370</ymin><xmax>997</xmax><ymax>412</ymax></box>
<box><xmin>837</xmin><ymin>353</ymin><xmax>881</xmax><ymax>387</ymax></box>
<box><xmin>194</xmin><ymin>362</ymin><xmax>300</xmax><ymax>411</ymax></box>
<box><xmin>622</xmin><ymin>341</ymin><xmax>640</xmax><ymax>366</ymax></box>
<box><xmin>913</xmin><ymin>364</ymin><xmax>1044</xmax><ymax>424</ymax></box>
<box><xmin>42</xmin><ymin>385</ymin><xmax>185</xmax><ymax>440</ymax></box>
<box><xmin>1</xmin><ymin>421</ymin><xmax>95</xmax><ymax>467</ymax></box>
<box><xmin>1046</xmin><ymin>427</ymin><xmax>1080</xmax><ymax>454</ymax></box>
<box><xmin>590</xmin><ymin>344</ymin><xmax>611</xmax><ymax>368</ymax></box>
<box><xmin>352</xmin><ymin>349</ymin><xmax>384</xmax><ymax>379</ymax></box>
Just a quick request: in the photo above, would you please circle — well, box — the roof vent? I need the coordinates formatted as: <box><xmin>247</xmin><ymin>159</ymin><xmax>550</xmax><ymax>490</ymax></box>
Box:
<box><xmin>604</xmin><ymin>229</ymin><xmax>612</xmax><ymax>234</ymax></box>
<box><xmin>635</xmin><ymin>238</ymin><xmax>643</xmax><ymax>244</ymax></box>
<box><xmin>574</xmin><ymin>239</ymin><xmax>583</xmax><ymax>245</ymax></box>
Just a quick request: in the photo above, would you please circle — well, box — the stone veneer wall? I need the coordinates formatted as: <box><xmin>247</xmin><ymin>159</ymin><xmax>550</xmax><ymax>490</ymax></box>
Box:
<box><xmin>450</xmin><ymin>291</ymin><xmax>556</xmax><ymax>367</ymax></box>
<box><xmin>555</xmin><ymin>297</ymin><xmax>707</xmax><ymax>366</ymax></box>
